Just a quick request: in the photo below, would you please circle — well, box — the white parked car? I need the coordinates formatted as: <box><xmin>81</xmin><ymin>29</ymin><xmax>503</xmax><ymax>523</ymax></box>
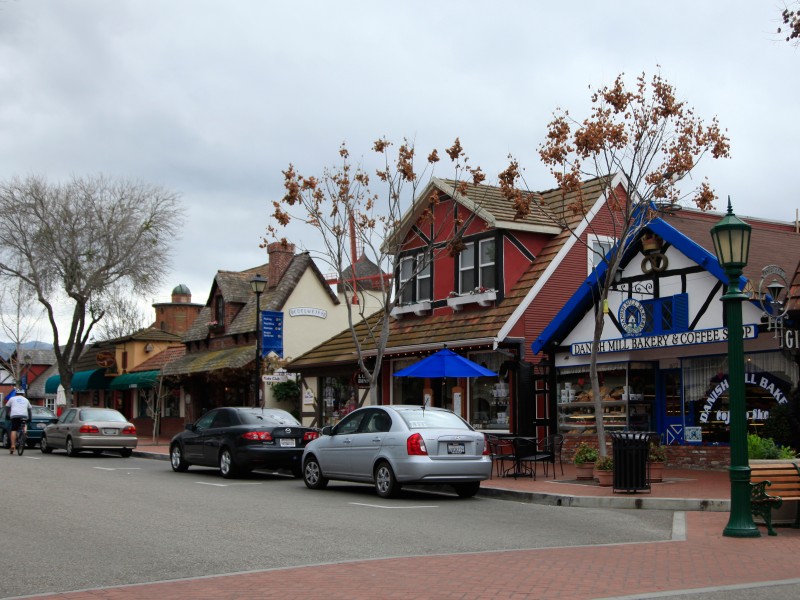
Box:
<box><xmin>301</xmin><ymin>405</ymin><xmax>492</xmax><ymax>498</ymax></box>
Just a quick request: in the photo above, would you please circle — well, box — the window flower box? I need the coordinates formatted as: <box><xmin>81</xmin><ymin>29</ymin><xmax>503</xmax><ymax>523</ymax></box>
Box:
<box><xmin>207</xmin><ymin>320</ymin><xmax>224</xmax><ymax>333</ymax></box>
<box><xmin>447</xmin><ymin>290</ymin><xmax>497</xmax><ymax>311</ymax></box>
<box><xmin>391</xmin><ymin>301</ymin><xmax>432</xmax><ymax>318</ymax></box>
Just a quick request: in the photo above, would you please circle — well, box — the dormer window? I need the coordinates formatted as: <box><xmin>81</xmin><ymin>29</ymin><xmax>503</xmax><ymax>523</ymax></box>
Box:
<box><xmin>214</xmin><ymin>296</ymin><xmax>225</xmax><ymax>326</ymax></box>
<box><xmin>459</xmin><ymin>239</ymin><xmax>495</xmax><ymax>293</ymax></box>
<box><xmin>397</xmin><ymin>252</ymin><xmax>431</xmax><ymax>304</ymax></box>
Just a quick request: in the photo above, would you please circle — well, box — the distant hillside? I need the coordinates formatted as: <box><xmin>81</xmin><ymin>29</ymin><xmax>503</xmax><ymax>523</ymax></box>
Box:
<box><xmin>0</xmin><ymin>341</ymin><xmax>53</xmax><ymax>360</ymax></box>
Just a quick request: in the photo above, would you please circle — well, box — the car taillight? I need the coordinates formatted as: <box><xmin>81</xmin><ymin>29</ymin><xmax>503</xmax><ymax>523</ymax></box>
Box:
<box><xmin>242</xmin><ymin>431</ymin><xmax>273</xmax><ymax>441</ymax></box>
<box><xmin>406</xmin><ymin>433</ymin><xmax>428</xmax><ymax>456</ymax></box>
<box><xmin>79</xmin><ymin>425</ymin><xmax>99</xmax><ymax>433</ymax></box>
<box><xmin>482</xmin><ymin>435</ymin><xmax>490</xmax><ymax>455</ymax></box>
<box><xmin>303</xmin><ymin>431</ymin><xmax>320</xmax><ymax>442</ymax></box>
<box><xmin>122</xmin><ymin>426</ymin><xmax>136</xmax><ymax>435</ymax></box>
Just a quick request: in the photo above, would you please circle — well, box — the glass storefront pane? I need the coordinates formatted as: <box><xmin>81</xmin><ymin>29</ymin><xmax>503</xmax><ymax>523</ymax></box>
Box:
<box><xmin>469</xmin><ymin>352</ymin><xmax>505</xmax><ymax>429</ymax></box>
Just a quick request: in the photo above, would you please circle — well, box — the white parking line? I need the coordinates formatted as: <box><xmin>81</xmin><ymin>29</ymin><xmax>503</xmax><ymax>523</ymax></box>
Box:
<box><xmin>195</xmin><ymin>481</ymin><xmax>267</xmax><ymax>487</ymax></box>
<box><xmin>349</xmin><ymin>502</ymin><xmax>439</xmax><ymax>509</ymax></box>
<box><xmin>94</xmin><ymin>467</ymin><xmax>141</xmax><ymax>471</ymax></box>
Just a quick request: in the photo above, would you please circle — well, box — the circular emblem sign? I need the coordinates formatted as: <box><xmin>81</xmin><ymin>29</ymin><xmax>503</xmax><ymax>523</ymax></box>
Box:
<box><xmin>618</xmin><ymin>298</ymin><xmax>646</xmax><ymax>335</ymax></box>
<box><xmin>96</xmin><ymin>350</ymin><xmax>116</xmax><ymax>368</ymax></box>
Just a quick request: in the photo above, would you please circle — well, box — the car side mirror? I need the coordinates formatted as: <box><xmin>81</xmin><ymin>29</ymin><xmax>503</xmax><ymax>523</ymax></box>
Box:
<box><xmin>321</xmin><ymin>425</ymin><xmax>333</xmax><ymax>436</ymax></box>
<box><xmin>184</xmin><ymin>423</ymin><xmax>196</xmax><ymax>432</ymax></box>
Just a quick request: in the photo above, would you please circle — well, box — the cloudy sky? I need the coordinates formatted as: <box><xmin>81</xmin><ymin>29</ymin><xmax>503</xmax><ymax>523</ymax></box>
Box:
<box><xmin>0</xmin><ymin>1</ymin><xmax>796</xmax><ymax>343</ymax></box>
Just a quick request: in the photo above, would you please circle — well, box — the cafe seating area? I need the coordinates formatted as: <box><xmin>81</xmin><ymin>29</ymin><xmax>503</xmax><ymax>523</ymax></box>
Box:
<box><xmin>485</xmin><ymin>434</ymin><xmax>564</xmax><ymax>480</ymax></box>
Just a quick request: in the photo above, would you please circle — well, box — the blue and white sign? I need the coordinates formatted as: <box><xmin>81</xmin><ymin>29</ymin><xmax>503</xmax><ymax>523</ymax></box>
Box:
<box><xmin>261</xmin><ymin>310</ymin><xmax>284</xmax><ymax>357</ymax></box>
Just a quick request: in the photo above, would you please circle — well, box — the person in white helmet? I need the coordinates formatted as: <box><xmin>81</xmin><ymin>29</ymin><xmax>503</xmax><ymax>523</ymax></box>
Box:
<box><xmin>5</xmin><ymin>390</ymin><xmax>32</xmax><ymax>455</ymax></box>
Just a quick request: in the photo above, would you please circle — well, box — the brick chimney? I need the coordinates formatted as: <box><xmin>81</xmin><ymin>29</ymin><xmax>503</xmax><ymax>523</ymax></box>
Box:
<box><xmin>267</xmin><ymin>241</ymin><xmax>296</xmax><ymax>288</ymax></box>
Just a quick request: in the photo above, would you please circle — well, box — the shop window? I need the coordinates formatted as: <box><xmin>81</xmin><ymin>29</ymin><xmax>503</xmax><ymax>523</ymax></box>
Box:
<box><xmin>468</xmin><ymin>352</ymin><xmax>505</xmax><ymax>429</ymax></box>
<box><xmin>459</xmin><ymin>239</ymin><xmax>495</xmax><ymax>294</ymax></box>
<box><xmin>641</xmin><ymin>294</ymin><xmax>688</xmax><ymax>335</ymax></box>
<box><xmin>320</xmin><ymin>376</ymin><xmax>358</xmax><ymax>426</ymax></box>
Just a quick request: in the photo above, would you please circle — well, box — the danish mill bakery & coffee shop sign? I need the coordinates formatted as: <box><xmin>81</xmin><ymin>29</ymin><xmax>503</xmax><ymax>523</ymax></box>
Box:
<box><xmin>571</xmin><ymin>325</ymin><xmax>758</xmax><ymax>356</ymax></box>
<box><xmin>571</xmin><ymin>297</ymin><xmax>758</xmax><ymax>355</ymax></box>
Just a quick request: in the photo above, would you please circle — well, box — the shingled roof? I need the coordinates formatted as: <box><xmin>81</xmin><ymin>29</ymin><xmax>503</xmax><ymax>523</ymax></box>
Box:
<box><xmin>289</xmin><ymin>175</ymin><xmax>614</xmax><ymax>369</ymax></box>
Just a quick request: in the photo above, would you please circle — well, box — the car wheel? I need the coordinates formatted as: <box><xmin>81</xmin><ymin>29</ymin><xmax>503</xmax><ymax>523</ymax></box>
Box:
<box><xmin>303</xmin><ymin>456</ymin><xmax>328</xmax><ymax>489</ymax></box>
<box><xmin>219</xmin><ymin>448</ymin><xmax>239</xmax><ymax>479</ymax></box>
<box><xmin>119</xmin><ymin>448</ymin><xmax>133</xmax><ymax>458</ymax></box>
<box><xmin>66</xmin><ymin>437</ymin><xmax>79</xmax><ymax>457</ymax></box>
<box><xmin>374</xmin><ymin>461</ymin><xmax>401</xmax><ymax>499</ymax></box>
<box><xmin>40</xmin><ymin>435</ymin><xmax>53</xmax><ymax>454</ymax></box>
<box><xmin>1</xmin><ymin>430</ymin><xmax>9</xmax><ymax>449</ymax></box>
<box><xmin>453</xmin><ymin>482</ymin><xmax>480</xmax><ymax>498</ymax></box>
<box><xmin>170</xmin><ymin>444</ymin><xmax>189</xmax><ymax>472</ymax></box>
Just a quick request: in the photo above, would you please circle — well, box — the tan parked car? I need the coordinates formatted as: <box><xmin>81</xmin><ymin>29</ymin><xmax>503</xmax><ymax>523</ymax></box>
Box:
<box><xmin>41</xmin><ymin>407</ymin><xmax>138</xmax><ymax>457</ymax></box>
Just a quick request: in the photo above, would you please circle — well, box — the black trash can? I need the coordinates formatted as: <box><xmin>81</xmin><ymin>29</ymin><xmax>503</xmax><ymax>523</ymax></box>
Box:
<box><xmin>610</xmin><ymin>431</ymin><xmax>653</xmax><ymax>493</ymax></box>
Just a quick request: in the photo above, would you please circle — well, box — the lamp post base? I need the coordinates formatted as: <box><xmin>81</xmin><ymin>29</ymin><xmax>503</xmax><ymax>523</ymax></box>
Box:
<box><xmin>723</xmin><ymin>465</ymin><xmax>760</xmax><ymax>538</ymax></box>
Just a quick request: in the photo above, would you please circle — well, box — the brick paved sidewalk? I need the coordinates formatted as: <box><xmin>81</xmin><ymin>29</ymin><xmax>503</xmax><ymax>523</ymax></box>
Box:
<box><xmin>20</xmin><ymin>512</ymin><xmax>800</xmax><ymax>600</ymax></box>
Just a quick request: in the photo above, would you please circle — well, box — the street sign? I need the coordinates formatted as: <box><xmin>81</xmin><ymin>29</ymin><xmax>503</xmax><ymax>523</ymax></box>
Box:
<box><xmin>262</xmin><ymin>374</ymin><xmax>288</xmax><ymax>383</ymax></box>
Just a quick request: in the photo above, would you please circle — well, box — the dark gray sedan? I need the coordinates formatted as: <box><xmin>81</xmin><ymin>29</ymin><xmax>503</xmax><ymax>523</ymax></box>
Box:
<box><xmin>41</xmin><ymin>407</ymin><xmax>138</xmax><ymax>457</ymax></box>
<box><xmin>302</xmin><ymin>405</ymin><xmax>492</xmax><ymax>498</ymax></box>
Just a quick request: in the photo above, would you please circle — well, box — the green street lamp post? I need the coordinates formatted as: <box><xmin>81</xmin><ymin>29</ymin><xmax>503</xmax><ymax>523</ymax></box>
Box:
<box><xmin>710</xmin><ymin>197</ymin><xmax>760</xmax><ymax>538</ymax></box>
<box><xmin>250</xmin><ymin>274</ymin><xmax>267</xmax><ymax>408</ymax></box>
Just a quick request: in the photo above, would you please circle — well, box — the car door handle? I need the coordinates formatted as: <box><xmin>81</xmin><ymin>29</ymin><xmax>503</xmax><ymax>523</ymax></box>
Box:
<box><xmin>372</xmin><ymin>437</ymin><xmax>382</xmax><ymax>442</ymax></box>
<box><xmin>342</xmin><ymin>438</ymin><xmax>352</xmax><ymax>444</ymax></box>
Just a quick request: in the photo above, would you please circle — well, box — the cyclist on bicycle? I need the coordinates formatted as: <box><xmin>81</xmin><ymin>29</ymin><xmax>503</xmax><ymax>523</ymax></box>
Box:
<box><xmin>5</xmin><ymin>390</ymin><xmax>32</xmax><ymax>455</ymax></box>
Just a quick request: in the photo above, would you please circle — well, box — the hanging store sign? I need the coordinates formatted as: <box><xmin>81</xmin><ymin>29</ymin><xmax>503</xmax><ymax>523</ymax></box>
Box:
<box><xmin>261</xmin><ymin>311</ymin><xmax>284</xmax><ymax>357</ymax></box>
<box><xmin>570</xmin><ymin>325</ymin><xmax>758</xmax><ymax>356</ymax></box>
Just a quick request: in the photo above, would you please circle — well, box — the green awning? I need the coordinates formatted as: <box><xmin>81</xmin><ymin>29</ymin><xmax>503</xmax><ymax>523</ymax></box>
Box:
<box><xmin>44</xmin><ymin>368</ymin><xmax>110</xmax><ymax>394</ymax></box>
<box><xmin>109</xmin><ymin>371</ymin><xmax>160</xmax><ymax>391</ymax></box>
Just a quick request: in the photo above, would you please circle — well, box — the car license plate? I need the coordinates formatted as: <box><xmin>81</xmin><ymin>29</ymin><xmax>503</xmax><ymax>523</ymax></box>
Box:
<box><xmin>279</xmin><ymin>439</ymin><xmax>296</xmax><ymax>447</ymax></box>
<box><xmin>103</xmin><ymin>428</ymin><xmax>119</xmax><ymax>435</ymax></box>
<box><xmin>447</xmin><ymin>442</ymin><xmax>465</xmax><ymax>454</ymax></box>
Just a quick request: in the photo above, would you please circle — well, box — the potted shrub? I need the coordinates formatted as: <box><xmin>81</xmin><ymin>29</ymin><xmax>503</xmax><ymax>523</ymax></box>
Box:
<box><xmin>648</xmin><ymin>441</ymin><xmax>667</xmax><ymax>483</ymax></box>
<box><xmin>573</xmin><ymin>442</ymin><xmax>598</xmax><ymax>480</ymax></box>
<box><xmin>594</xmin><ymin>455</ymin><xmax>613</xmax><ymax>487</ymax></box>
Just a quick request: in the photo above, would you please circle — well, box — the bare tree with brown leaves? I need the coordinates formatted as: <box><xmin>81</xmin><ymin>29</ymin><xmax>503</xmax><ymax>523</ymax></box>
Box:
<box><xmin>267</xmin><ymin>138</ymin><xmax>488</xmax><ymax>405</ymax></box>
<box><xmin>506</xmin><ymin>71</ymin><xmax>730</xmax><ymax>455</ymax></box>
<box><xmin>778</xmin><ymin>3</ymin><xmax>800</xmax><ymax>45</ymax></box>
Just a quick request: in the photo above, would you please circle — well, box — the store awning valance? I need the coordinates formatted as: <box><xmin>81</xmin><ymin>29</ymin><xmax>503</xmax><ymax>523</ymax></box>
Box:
<box><xmin>44</xmin><ymin>368</ymin><xmax>110</xmax><ymax>394</ymax></box>
<box><xmin>161</xmin><ymin>345</ymin><xmax>255</xmax><ymax>376</ymax></box>
<box><xmin>109</xmin><ymin>371</ymin><xmax>160</xmax><ymax>391</ymax></box>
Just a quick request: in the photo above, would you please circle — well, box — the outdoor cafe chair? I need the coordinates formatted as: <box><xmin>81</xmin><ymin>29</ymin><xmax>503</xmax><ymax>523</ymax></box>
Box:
<box><xmin>533</xmin><ymin>434</ymin><xmax>564</xmax><ymax>478</ymax></box>
<box><xmin>485</xmin><ymin>434</ymin><xmax>516</xmax><ymax>478</ymax></box>
<box><xmin>511</xmin><ymin>436</ymin><xmax>541</xmax><ymax>479</ymax></box>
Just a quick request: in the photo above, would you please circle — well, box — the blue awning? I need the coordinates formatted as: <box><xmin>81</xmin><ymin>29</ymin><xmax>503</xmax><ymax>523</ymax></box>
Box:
<box><xmin>44</xmin><ymin>368</ymin><xmax>110</xmax><ymax>394</ymax></box>
<box><xmin>109</xmin><ymin>371</ymin><xmax>160</xmax><ymax>391</ymax></box>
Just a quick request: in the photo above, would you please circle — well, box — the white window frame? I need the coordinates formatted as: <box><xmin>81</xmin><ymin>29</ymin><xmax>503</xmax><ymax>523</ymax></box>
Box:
<box><xmin>398</xmin><ymin>256</ymin><xmax>414</xmax><ymax>304</ymax></box>
<box><xmin>587</xmin><ymin>234</ymin><xmax>616</xmax><ymax>275</ymax></box>
<box><xmin>478</xmin><ymin>238</ymin><xmax>495</xmax><ymax>289</ymax></box>
<box><xmin>458</xmin><ymin>243</ymin><xmax>475</xmax><ymax>293</ymax></box>
<box><xmin>415</xmin><ymin>252</ymin><xmax>431</xmax><ymax>302</ymax></box>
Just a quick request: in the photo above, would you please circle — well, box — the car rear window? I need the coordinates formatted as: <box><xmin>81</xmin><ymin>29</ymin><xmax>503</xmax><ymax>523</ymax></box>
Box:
<box><xmin>79</xmin><ymin>409</ymin><xmax>127</xmax><ymax>422</ymax></box>
<box><xmin>239</xmin><ymin>410</ymin><xmax>301</xmax><ymax>426</ymax></box>
<box><xmin>32</xmin><ymin>407</ymin><xmax>56</xmax><ymax>417</ymax></box>
<box><xmin>396</xmin><ymin>409</ymin><xmax>472</xmax><ymax>430</ymax></box>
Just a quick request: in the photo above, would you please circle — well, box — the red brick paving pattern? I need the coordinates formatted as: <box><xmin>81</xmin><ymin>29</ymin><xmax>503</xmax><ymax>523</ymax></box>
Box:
<box><xmin>27</xmin><ymin>512</ymin><xmax>800</xmax><ymax>600</ymax></box>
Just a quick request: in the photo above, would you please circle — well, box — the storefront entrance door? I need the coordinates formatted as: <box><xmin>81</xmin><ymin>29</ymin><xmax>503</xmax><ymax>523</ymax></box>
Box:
<box><xmin>659</xmin><ymin>369</ymin><xmax>684</xmax><ymax>445</ymax></box>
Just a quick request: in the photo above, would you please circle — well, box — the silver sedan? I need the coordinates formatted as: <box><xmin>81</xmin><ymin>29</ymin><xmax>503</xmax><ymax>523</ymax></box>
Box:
<box><xmin>301</xmin><ymin>405</ymin><xmax>492</xmax><ymax>498</ymax></box>
<box><xmin>41</xmin><ymin>407</ymin><xmax>138</xmax><ymax>457</ymax></box>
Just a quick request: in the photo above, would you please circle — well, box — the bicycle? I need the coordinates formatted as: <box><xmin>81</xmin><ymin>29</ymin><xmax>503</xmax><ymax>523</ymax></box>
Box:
<box><xmin>15</xmin><ymin>419</ymin><xmax>27</xmax><ymax>456</ymax></box>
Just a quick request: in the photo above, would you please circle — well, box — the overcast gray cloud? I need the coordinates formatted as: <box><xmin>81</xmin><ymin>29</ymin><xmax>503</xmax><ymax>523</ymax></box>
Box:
<box><xmin>0</xmin><ymin>0</ymin><xmax>796</xmax><ymax>342</ymax></box>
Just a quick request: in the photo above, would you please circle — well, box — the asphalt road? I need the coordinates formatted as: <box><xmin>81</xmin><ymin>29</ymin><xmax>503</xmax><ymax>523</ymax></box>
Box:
<box><xmin>1</xmin><ymin>450</ymin><xmax>675</xmax><ymax>598</ymax></box>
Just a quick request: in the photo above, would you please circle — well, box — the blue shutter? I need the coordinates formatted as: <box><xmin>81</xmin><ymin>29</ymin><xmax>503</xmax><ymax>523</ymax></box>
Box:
<box><xmin>673</xmin><ymin>293</ymin><xmax>689</xmax><ymax>332</ymax></box>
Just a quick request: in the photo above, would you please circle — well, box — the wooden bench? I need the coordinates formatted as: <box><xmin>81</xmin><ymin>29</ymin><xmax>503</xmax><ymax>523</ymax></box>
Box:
<box><xmin>750</xmin><ymin>462</ymin><xmax>800</xmax><ymax>536</ymax></box>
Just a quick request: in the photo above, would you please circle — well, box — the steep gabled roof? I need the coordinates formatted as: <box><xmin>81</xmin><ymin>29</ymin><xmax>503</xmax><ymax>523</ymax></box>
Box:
<box><xmin>183</xmin><ymin>253</ymin><xmax>339</xmax><ymax>343</ymax></box>
<box><xmin>289</xmin><ymin>175</ymin><xmax>616</xmax><ymax>369</ymax></box>
<box><xmin>130</xmin><ymin>345</ymin><xmax>185</xmax><ymax>373</ymax></box>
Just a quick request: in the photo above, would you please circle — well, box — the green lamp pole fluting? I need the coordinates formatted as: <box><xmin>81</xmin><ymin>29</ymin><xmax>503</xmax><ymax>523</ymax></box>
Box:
<box><xmin>710</xmin><ymin>198</ymin><xmax>760</xmax><ymax>538</ymax></box>
<box><xmin>250</xmin><ymin>274</ymin><xmax>267</xmax><ymax>408</ymax></box>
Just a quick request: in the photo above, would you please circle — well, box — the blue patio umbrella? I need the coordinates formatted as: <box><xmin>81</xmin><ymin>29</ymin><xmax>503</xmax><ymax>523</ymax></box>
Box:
<box><xmin>393</xmin><ymin>348</ymin><xmax>497</xmax><ymax>379</ymax></box>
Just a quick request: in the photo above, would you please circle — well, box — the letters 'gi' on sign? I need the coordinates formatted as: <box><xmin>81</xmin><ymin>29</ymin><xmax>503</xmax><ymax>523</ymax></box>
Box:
<box><xmin>261</xmin><ymin>310</ymin><xmax>284</xmax><ymax>357</ymax></box>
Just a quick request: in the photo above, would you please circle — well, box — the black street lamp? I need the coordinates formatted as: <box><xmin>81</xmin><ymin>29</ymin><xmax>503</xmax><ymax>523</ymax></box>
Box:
<box><xmin>710</xmin><ymin>197</ymin><xmax>759</xmax><ymax>538</ymax></box>
<box><xmin>250</xmin><ymin>274</ymin><xmax>267</xmax><ymax>407</ymax></box>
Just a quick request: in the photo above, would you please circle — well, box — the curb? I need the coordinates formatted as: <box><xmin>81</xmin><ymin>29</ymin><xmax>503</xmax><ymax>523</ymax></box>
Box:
<box><xmin>476</xmin><ymin>485</ymin><xmax>730</xmax><ymax>512</ymax></box>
